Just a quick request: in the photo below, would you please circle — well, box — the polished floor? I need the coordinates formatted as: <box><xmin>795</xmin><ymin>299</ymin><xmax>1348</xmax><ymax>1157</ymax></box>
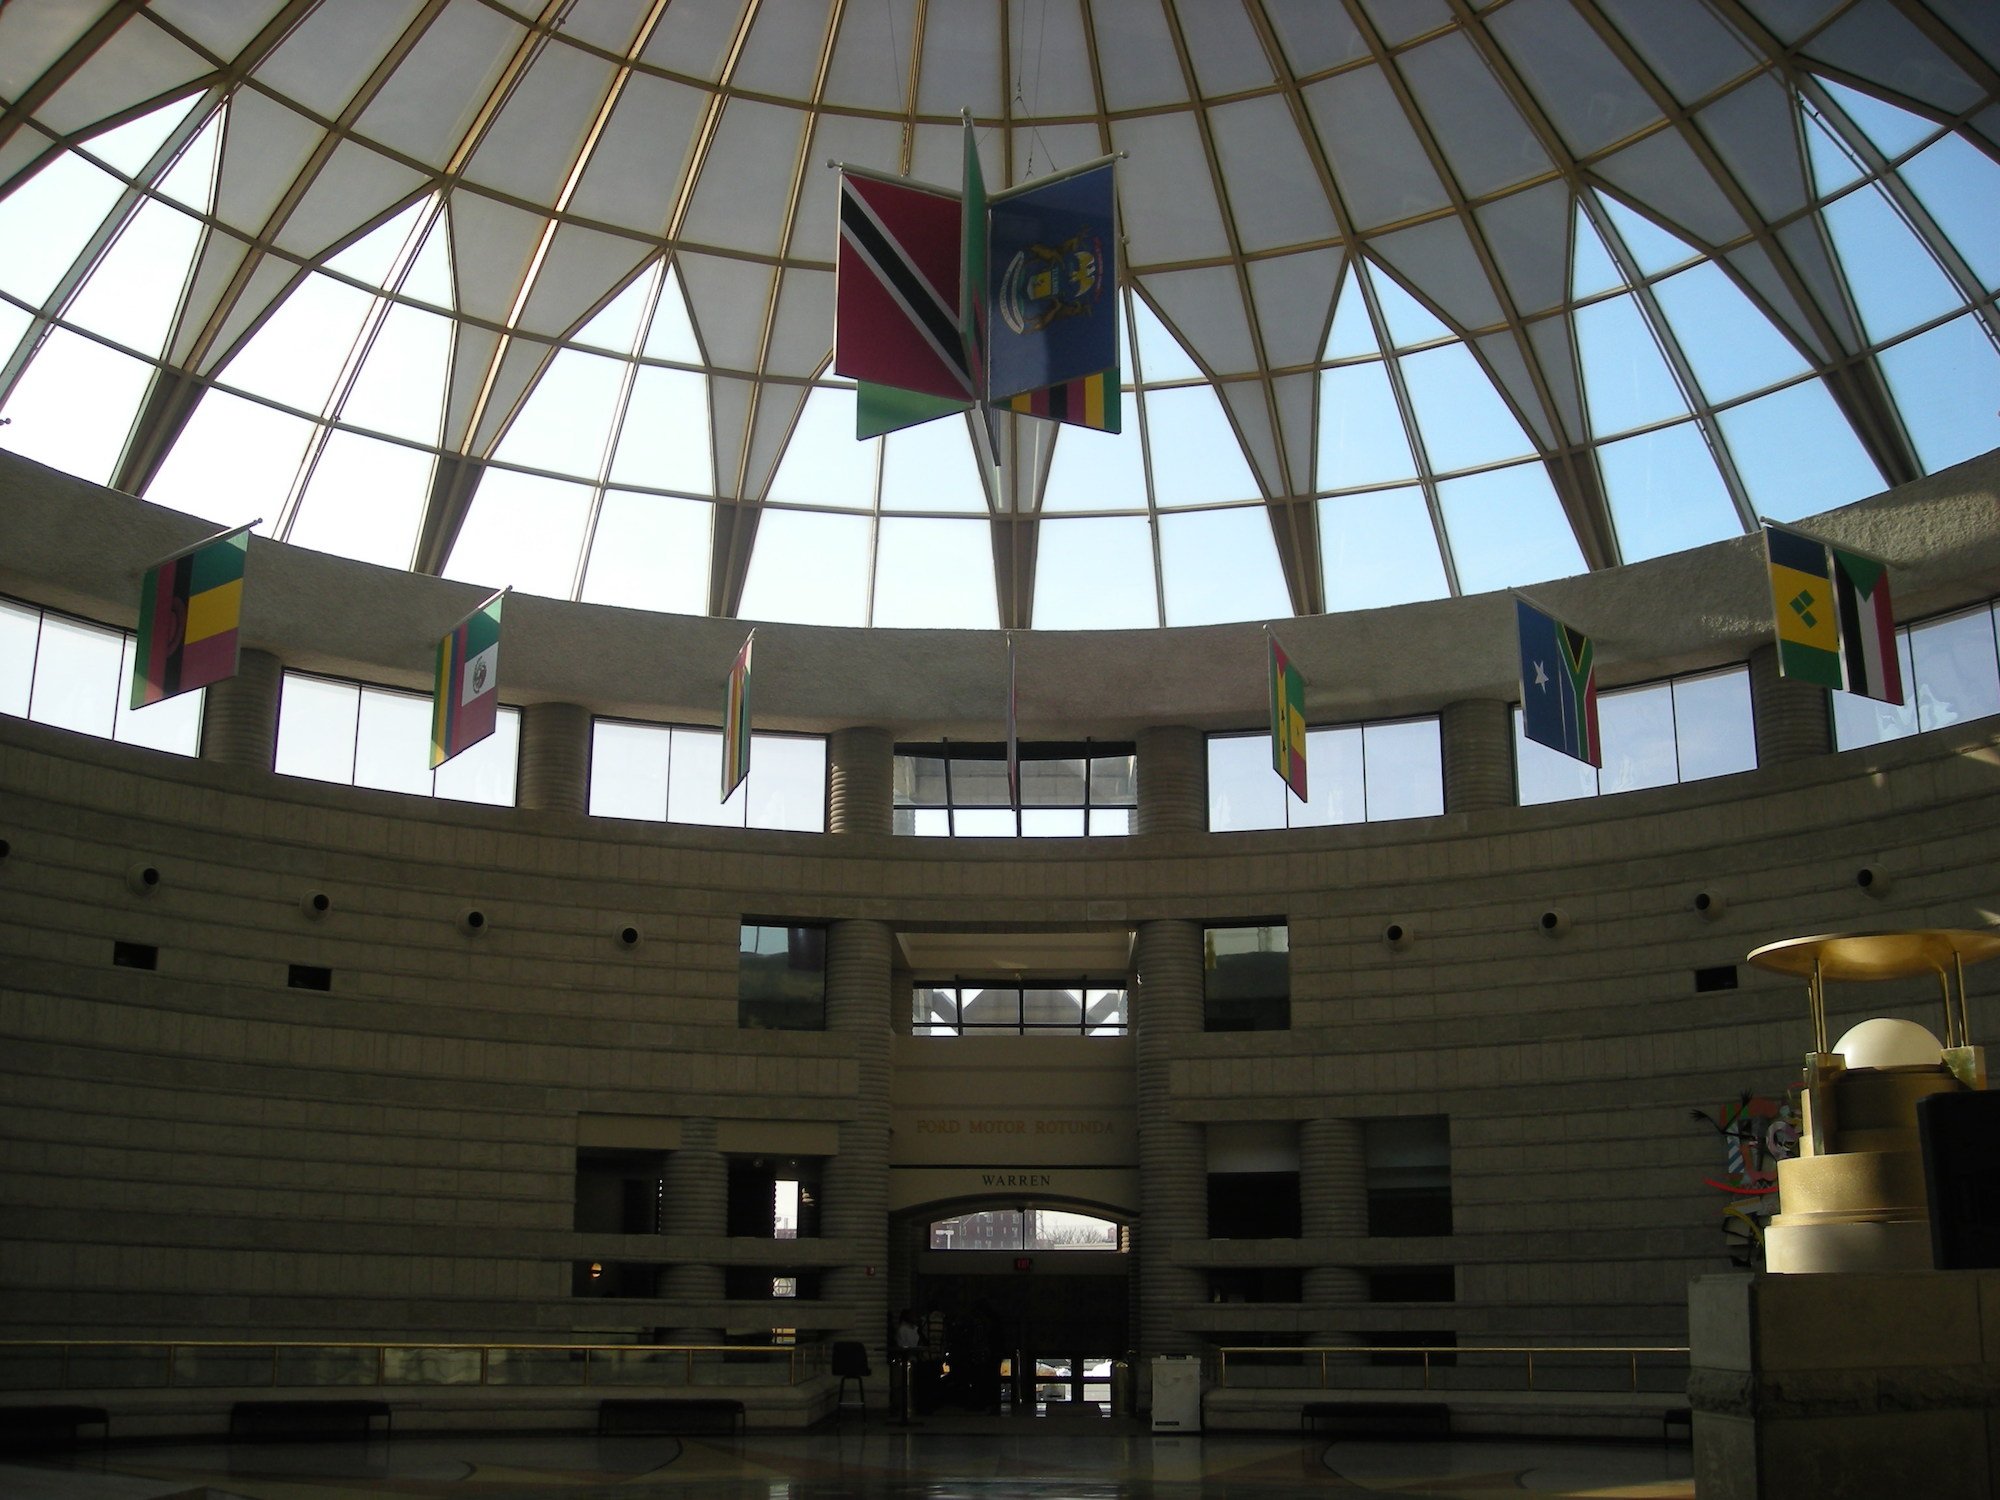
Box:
<box><xmin>4</xmin><ymin>1412</ymin><xmax>1694</xmax><ymax>1500</ymax></box>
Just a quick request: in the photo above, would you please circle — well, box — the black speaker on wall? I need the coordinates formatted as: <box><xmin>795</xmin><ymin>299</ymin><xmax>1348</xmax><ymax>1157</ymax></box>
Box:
<box><xmin>1917</xmin><ymin>1089</ymin><xmax>2000</xmax><ymax>1269</ymax></box>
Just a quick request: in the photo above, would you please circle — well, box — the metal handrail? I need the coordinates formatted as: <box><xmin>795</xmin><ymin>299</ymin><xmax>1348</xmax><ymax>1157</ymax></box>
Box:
<box><xmin>1214</xmin><ymin>1344</ymin><xmax>1689</xmax><ymax>1392</ymax></box>
<box><xmin>0</xmin><ymin>1339</ymin><xmax>813</xmax><ymax>1390</ymax></box>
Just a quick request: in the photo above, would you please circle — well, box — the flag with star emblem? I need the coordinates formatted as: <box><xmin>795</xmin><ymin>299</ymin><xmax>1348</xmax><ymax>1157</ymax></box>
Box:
<box><xmin>1517</xmin><ymin>599</ymin><xmax>1600</xmax><ymax>767</ymax></box>
<box><xmin>1765</xmin><ymin>523</ymin><xmax>1842</xmax><ymax>689</ymax></box>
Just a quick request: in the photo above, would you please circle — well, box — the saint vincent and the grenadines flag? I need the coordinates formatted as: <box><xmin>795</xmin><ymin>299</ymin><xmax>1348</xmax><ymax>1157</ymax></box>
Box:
<box><xmin>130</xmin><ymin>523</ymin><xmax>253</xmax><ymax>711</ymax></box>
<box><xmin>1764</xmin><ymin>522</ymin><xmax>1902</xmax><ymax>704</ymax></box>
<box><xmin>836</xmin><ymin>121</ymin><xmax>1119</xmax><ymax>441</ymax></box>
<box><xmin>431</xmin><ymin>589</ymin><xmax>505</xmax><ymax>769</ymax></box>
<box><xmin>1516</xmin><ymin>599</ymin><xmax>1601</xmax><ymax>767</ymax></box>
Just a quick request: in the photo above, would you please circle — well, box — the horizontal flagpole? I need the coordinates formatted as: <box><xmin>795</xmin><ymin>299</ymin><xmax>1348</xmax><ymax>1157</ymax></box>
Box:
<box><xmin>439</xmin><ymin>584</ymin><xmax>510</xmax><ymax>639</ymax></box>
<box><xmin>988</xmin><ymin>151</ymin><xmax>1124</xmax><ymax>204</ymax></box>
<box><xmin>827</xmin><ymin>159</ymin><xmax>961</xmax><ymax>196</ymax></box>
<box><xmin>1755</xmin><ymin>515</ymin><xmax>1888</xmax><ymax>563</ymax></box>
<box><xmin>134</xmin><ymin>518</ymin><xmax>261</xmax><ymax>577</ymax></box>
<box><xmin>1509</xmin><ymin>589</ymin><xmax>1580</xmax><ymax>628</ymax></box>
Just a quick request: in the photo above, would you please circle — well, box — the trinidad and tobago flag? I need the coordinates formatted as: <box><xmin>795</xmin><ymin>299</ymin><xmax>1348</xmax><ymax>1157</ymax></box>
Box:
<box><xmin>835</xmin><ymin>172</ymin><xmax>975</xmax><ymax>402</ymax></box>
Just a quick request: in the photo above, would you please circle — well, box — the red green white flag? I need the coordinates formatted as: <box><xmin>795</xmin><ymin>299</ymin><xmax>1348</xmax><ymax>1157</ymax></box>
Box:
<box><xmin>1831</xmin><ymin>546</ymin><xmax>1903</xmax><ymax>705</ymax></box>
<box><xmin>431</xmin><ymin>589</ymin><xmax>505</xmax><ymax>768</ymax></box>
<box><xmin>130</xmin><ymin>523</ymin><xmax>252</xmax><ymax>711</ymax></box>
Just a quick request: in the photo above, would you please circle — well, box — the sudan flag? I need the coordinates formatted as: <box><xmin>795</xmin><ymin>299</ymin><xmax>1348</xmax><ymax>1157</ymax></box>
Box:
<box><xmin>431</xmin><ymin>591</ymin><xmax>505</xmax><ymax>768</ymax></box>
<box><xmin>130</xmin><ymin>527</ymin><xmax>248</xmax><ymax>710</ymax></box>
<box><xmin>1832</xmin><ymin>547</ymin><xmax>1903</xmax><ymax>705</ymax></box>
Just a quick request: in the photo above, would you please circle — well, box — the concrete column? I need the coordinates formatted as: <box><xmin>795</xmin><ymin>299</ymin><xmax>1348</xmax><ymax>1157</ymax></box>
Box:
<box><xmin>828</xmin><ymin>727</ymin><xmax>893</xmax><ymax>835</ymax></box>
<box><xmin>1301</xmin><ymin>1118</ymin><xmax>1370</xmax><ymax>1343</ymax></box>
<box><xmin>1135</xmin><ymin>725</ymin><xmax>1206</xmax><ymax>834</ymax></box>
<box><xmin>661</xmin><ymin>1117</ymin><xmax>725</xmax><ymax>1340</ymax></box>
<box><xmin>822</xmin><ymin>918</ymin><xmax>893</xmax><ymax>1375</ymax></box>
<box><xmin>199</xmin><ymin>647</ymin><xmax>281</xmax><ymax>769</ymax></box>
<box><xmin>1748</xmin><ymin>643</ymin><xmax>1832</xmax><ymax>766</ymax></box>
<box><xmin>517</xmin><ymin>701</ymin><xmax>589</xmax><ymax>814</ymax></box>
<box><xmin>1439</xmin><ymin>698</ymin><xmax>1514</xmax><ymax>813</ymax></box>
<box><xmin>1133</xmin><ymin>919</ymin><xmax>1207</xmax><ymax>1357</ymax></box>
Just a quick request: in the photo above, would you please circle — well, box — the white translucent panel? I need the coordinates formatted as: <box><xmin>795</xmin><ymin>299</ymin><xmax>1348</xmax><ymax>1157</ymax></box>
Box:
<box><xmin>880</xmin><ymin>415</ymin><xmax>987</xmax><ymax>512</ymax></box>
<box><xmin>64</xmin><ymin>196</ymin><xmax>204</xmax><ymax>356</ymax></box>
<box><xmin>1832</xmin><ymin>630</ymin><xmax>1919</xmax><ymax>748</ymax></box>
<box><xmin>1293</xmin><ymin>725</ymin><xmax>1364</xmax><ymax>827</ymax></box>
<box><xmin>1570</xmin><ymin>202</ymin><xmax>1625</xmax><ymax>298</ymax></box>
<box><xmin>588</xmin><ymin>720</ymin><xmax>671</xmax><ymax>820</ymax></box>
<box><xmin>0</xmin><ymin>327</ymin><xmax>152</xmax><ymax>485</ymax></box>
<box><xmin>1436</xmin><ymin>462</ymin><xmax>1587</xmax><ymax>596</ymax></box>
<box><xmin>766</xmin><ymin>386</ymin><xmax>875</xmax><ymax>509</ymax></box>
<box><xmin>353</xmin><ymin>686</ymin><xmax>433</xmax><ymax>795</ymax></box>
<box><xmin>1022</xmin><ymin>809</ymin><xmax>1085</xmax><ymax>837</ymax></box>
<box><xmin>1317</xmin><ymin>362</ymin><xmax>1417</xmax><ymax>488</ymax></box>
<box><xmin>1324</xmin><ymin>265</ymin><xmax>1380</xmax><ymax>359</ymax></box>
<box><xmin>1899</xmin><ymin>135</ymin><xmax>2000</xmax><ymax>290</ymax></box>
<box><xmin>1146</xmin><ymin>387</ymin><xmax>1261</xmax><ymax>507</ymax></box>
<box><xmin>1597</xmin><ymin>681</ymin><xmax>1677</xmax><ymax>794</ymax></box>
<box><xmin>1032</xmin><ymin>516</ymin><xmax>1158</xmax><ymax>630</ymax></box>
<box><xmin>336</xmin><ymin>302</ymin><xmax>451</xmax><ymax>444</ymax></box>
<box><xmin>1716</xmin><ymin>380</ymin><xmax>1882</xmax><ymax>520</ymax></box>
<box><xmin>1369</xmin><ymin>265</ymin><xmax>1454</xmax><ymax>348</ymax></box>
<box><xmin>26</xmin><ymin>614</ymin><xmax>121</xmax><ymax>737</ymax></box>
<box><xmin>666</xmin><ymin>726</ymin><xmax>746</xmax><ymax>826</ymax></box>
<box><xmin>1133</xmin><ymin>296</ymin><xmax>1201</xmax><ymax>382</ymax></box>
<box><xmin>491</xmin><ymin>348</ymin><xmax>626</xmax><ymax>478</ymax></box>
<box><xmin>1208</xmin><ymin>733</ymin><xmax>1284</xmax><ymax>831</ymax></box>
<box><xmin>0</xmin><ymin>599</ymin><xmax>37</xmax><ymax>716</ymax></box>
<box><xmin>872</xmin><ymin>518</ymin><xmax>998</xmax><ymax>628</ymax></box>
<box><xmin>1597</xmin><ymin>422</ymin><xmax>1742</xmax><ymax>563</ymax></box>
<box><xmin>1573</xmin><ymin>294</ymin><xmax>1689</xmax><ymax>436</ymax></box>
<box><xmin>1909</xmin><ymin>607</ymin><xmax>2000</xmax><ymax>731</ymax></box>
<box><xmin>1157</xmin><ymin>508</ymin><xmax>1292</xmax><ymax>627</ymax></box>
<box><xmin>745</xmin><ymin>734</ymin><xmax>826</xmax><ymax>832</ymax></box>
<box><xmin>1819</xmin><ymin>78</ymin><xmax>1940</xmax><ymax>160</ymax></box>
<box><xmin>403</xmin><ymin>208</ymin><xmax>455</xmax><ymax>307</ymax></box>
<box><xmin>644</xmin><ymin>266</ymin><xmax>703</xmax><ymax>363</ymax></box>
<box><xmin>1651</xmin><ymin>262</ymin><xmax>1811</xmax><ymax>402</ymax></box>
<box><xmin>445</xmin><ymin>468</ymin><xmax>592</xmax><ymax>599</ymax></box>
<box><xmin>1400</xmin><ymin>342</ymin><xmax>1537</xmax><ymax>470</ymax></box>
<box><xmin>218</xmin><ymin>273</ymin><xmax>374</xmax><ymax>414</ymax></box>
<box><xmin>111</xmin><ymin>635</ymin><xmax>203</xmax><ymax>756</ymax></box>
<box><xmin>432</xmin><ymin>705</ymin><xmax>519</xmax><ymax>805</ymax></box>
<box><xmin>1820</xmin><ymin>184</ymin><xmax>1963</xmax><ymax>344</ymax></box>
<box><xmin>575</xmin><ymin>273</ymin><xmax>652</xmax><ymax>355</ymax></box>
<box><xmin>1040</xmin><ymin>421</ymin><xmax>1148</xmax><ymax>514</ymax></box>
<box><xmin>0</xmin><ymin>303</ymin><xmax>29</xmax><ymax>373</ymax></box>
<box><xmin>1363</xmin><ymin>719</ymin><xmax>1444</xmax><ymax>819</ymax></box>
<box><xmin>1513</xmin><ymin>705</ymin><xmax>1596</xmax><ymax>804</ymax></box>
<box><xmin>1594</xmin><ymin>193</ymin><xmax>1701</xmax><ymax>277</ymax></box>
<box><xmin>1670</xmin><ymin>668</ymin><xmax>1756</xmax><ymax>781</ymax></box>
<box><xmin>579</xmin><ymin>490</ymin><xmax>711</xmax><ymax>613</ymax></box>
<box><xmin>610</xmin><ymin>366</ymin><xmax>714</xmax><ymax>494</ymax></box>
<box><xmin>1877</xmin><ymin>314</ymin><xmax>2000</xmax><ymax>475</ymax></box>
<box><xmin>903</xmin><ymin>806</ymin><xmax>950</xmax><ymax>837</ymax></box>
<box><xmin>325</xmin><ymin>200</ymin><xmax>427</xmax><ymax>288</ymax></box>
<box><xmin>285</xmin><ymin>429</ymin><xmax>432</xmax><ymax>570</ymax></box>
<box><xmin>84</xmin><ymin>94</ymin><xmax>205</xmax><ymax>177</ymax></box>
<box><xmin>739</xmin><ymin>510</ymin><xmax>871</xmax><ymax>626</ymax></box>
<box><xmin>145</xmin><ymin>390</ymin><xmax>311</xmax><ymax>532</ymax></box>
<box><xmin>1088</xmin><ymin>808</ymin><xmax>1131</xmax><ymax>836</ymax></box>
<box><xmin>275</xmin><ymin>674</ymin><xmax>360</xmax><ymax>784</ymax></box>
<box><xmin>1802</xmin><ymin>105</ymin><xmax>1866</xmax><ymax>197</ymax></box>
<box><xmin>0</xmin><ymin>152</ymin><xmax>126</xmax><ymax>307</ymax></box>
<box><xmin>1318</xmin><ymin>487</ymin><xmax>1450</xmax><ymax>611</ymax></box>
<box><xmin>955</xmin><ymin>808</ymin><xmax>1016</xmax><ymax>836</ymax></box>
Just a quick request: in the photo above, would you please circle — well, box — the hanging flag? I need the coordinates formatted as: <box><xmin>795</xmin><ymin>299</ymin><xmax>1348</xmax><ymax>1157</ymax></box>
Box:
<box><xmin>1830</xmin><ymin>546</ymin><xmax>1903</xmax><ymax>705</ymax></box>
<box><xmin>1005</xmin><ymin>632</ymin><xmax>1019</xmax><ymax>812</ymax></box>
<box><xmin>1006</xmin><ymin>366</ymin><xmax>1121</xmax><ymax>432</ymax></box>
<box><xmin>857</xmin><ymin>380</ymin><xmax>969</xmax><ymax>439</ymax></box>
<box><xmin>1516</xmin><ymin>598</ymin><xmax>1601</xmax><ymax>767</ymax></box>
<box><xmin>835</xmin><ymin>171</ymin><xmax>974</xmax><ymax>401</ymax></box>
<box><xmin>130</xmin><ymin>523</ymin><xmax>253</xmax><ymax>711</ymax></box>
<box><xmin>1267</xmin><ymin>632</ymin><xmax>1307</xmax><ymax>801</ymax></box>
<box><xmin>1765</xmin><ymin>523</ymin><xmax>1842</xmax><ymax>689</ymax></box>
<box><xmin>723</xmin><ymin>631</ymin><xmax>755</xmax><ymax>801</ymax></box>
<box><xmin>430</xmin><ymin>589</ymin><xmax>505</xmax><ymax>768</ymax></box>
<box><xmin>986</xmin><ymin>160</ymin><xmax>1118</xmax><ymax>401</ymax></box>
<box><xmin>960</xmin><ymin>116</ymin><xmax>989</xmax><ymax>400</ymax></box>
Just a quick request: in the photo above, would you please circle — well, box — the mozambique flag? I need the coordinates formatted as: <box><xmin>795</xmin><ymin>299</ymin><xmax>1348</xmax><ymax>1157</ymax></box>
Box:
<box><xmin>431</xmin><ymin>590</ymin><xmax>504</xmax><ymax>768</ymax></box>
<box><xmin>1268</xmin><ymin>633</ymin><xmax>1307</xmax><ymax>802</ymax></box>
<box><xmin>1006</xmin><ymin>367</ymin><xmax>1121</xmax><ymax>432</ymax></box>
<box><xmin>723</xmin><ymin>632</ymin><xmax>754</xmax><ymax>801</ymax></box>
<box><xmin>1765</xmin><ymin>524</ymin><xmax>1841</xmax><ymax>688</ymax></box>
<box><xmin>1516</xmin><ymin>599</ymin><xmax>1601</xmax><ymax>767</ymax></box>
<box><xmin>1831</xmin><ymin>547</ymin><xmax>1903</xmax><ymax>705</ymax></box>
<box><xmin>130</xmin><ymin>526</ymin><xmax>249</xmax><ymax>710</ymax></box>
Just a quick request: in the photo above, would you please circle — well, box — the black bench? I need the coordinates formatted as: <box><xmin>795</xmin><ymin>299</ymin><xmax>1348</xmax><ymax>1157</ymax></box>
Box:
<box><xmin>0</xmin><ymin>1405</ymin><xmax>110</xmax><ymax>1448</ymax></box>
<box><xmin>597</xmin><ymin>1397</ymin><xmax>746</xmax><ymax>1436</ymax></box>
<box><xmin>1301</xmin><ymin>1400</ymin><xmax>1450</xmax><ymax>1439</ymax></box>
<box><xmin>229</xmin><ymin>1399</ymin><xmax>393</xmax><ymax>1441</ymax></box>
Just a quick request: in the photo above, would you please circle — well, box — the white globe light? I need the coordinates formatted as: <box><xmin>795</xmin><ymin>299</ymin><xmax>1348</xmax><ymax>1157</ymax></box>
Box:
<box><xmin>1834</xmin><ymin>1017</ymin><xmax>1943</xmax><ymax>1069</ymax></box>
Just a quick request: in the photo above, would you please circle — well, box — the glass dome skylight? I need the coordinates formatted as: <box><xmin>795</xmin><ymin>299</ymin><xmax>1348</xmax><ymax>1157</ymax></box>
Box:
<box><xmin>1</xmin><ymin>1</ymin><xmax>1996</xmax><ymax>630</ymax></box>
